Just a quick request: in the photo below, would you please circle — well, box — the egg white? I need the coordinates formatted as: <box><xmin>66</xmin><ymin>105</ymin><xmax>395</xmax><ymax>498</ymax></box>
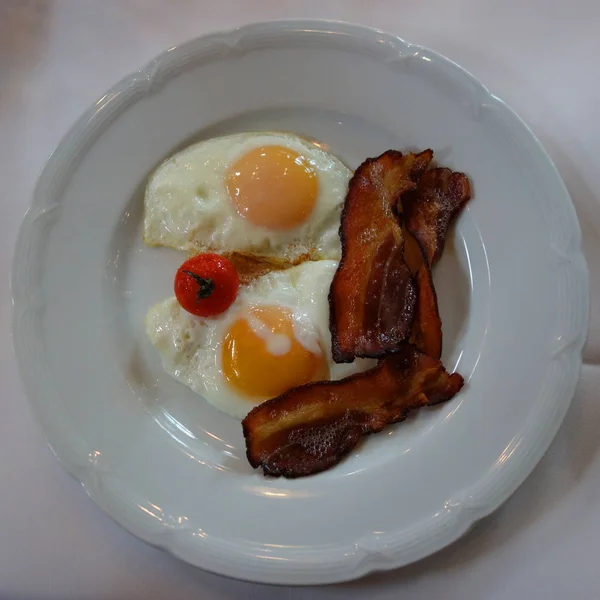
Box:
<box><xmin>145</xmin><ymin>260</ymin><xmax>375</xmax><ymax>418</ymax></box>
<box><xmin>143</xmin><ymin>132</ymin><xmax>351</xmax><ymax>262</ymax></box>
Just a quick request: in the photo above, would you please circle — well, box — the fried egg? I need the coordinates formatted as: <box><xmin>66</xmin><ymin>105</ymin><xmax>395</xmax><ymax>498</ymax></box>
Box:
<box><xmin>143</xmin><ymin>132</ymin><xmax>352</xmax><ymax>262</ymax></box>
<box><xmin>145</xmin><ymin>261</ymin><xmax>374</xmax><ymax>418</ymax></box>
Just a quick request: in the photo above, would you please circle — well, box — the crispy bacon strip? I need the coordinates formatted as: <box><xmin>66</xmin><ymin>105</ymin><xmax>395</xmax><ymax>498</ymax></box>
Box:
<box><xmin>242</xmin><ymin>346</ymin><xmax>463</xmax><ymax>478</ymax></box>
<box><xmin>400</xmin><ymin>167</ymin><xmax>471</xmax><ymax>358</ymax></box>
<box><xmin>403</xmin><ymin>167</ymin><xmax>471</xmax><ymax>267</ymax></box>
<box><xmin>329</xmin><ymin>150</ymin><xmax>433</xmax><ymax>363</ymax></box>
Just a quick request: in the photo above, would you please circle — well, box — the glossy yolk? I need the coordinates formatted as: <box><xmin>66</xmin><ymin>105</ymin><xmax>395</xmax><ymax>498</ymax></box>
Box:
<box><xmin>222</xmin><ymin>305</ymin><xmax>329</xmax><ymax>399</ymax></box>
<box><xmin>227</xmin><ymin>145</ymin><xmax>318</xmax><ymax>230</ymax></box>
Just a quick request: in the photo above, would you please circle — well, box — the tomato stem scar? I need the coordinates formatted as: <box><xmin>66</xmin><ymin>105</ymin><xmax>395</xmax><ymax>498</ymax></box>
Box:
<box><xmin>182</xmin><ymin>270</ymin><xmax>215</xmax><ymax>302</ymax></box>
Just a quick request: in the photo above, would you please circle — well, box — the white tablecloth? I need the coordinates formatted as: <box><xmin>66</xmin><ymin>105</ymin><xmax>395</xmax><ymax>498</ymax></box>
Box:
<box><xmin>2</xmin><ymin>1</ymin><xmax>599</xmax><ymax>598</ymax></box>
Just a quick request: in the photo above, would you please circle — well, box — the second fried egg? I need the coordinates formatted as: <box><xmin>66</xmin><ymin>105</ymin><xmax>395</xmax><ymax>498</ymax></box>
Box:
<box><xmin>145</xmin><ymin>260</ymin><xmax>374</xmax><ymax>418</ymax></box>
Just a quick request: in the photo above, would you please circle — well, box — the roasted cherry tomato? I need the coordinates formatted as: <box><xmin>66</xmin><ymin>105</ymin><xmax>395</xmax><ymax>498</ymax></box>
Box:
<box><xmin>174</xmin><ymin>254</ymin><xmax>239</xmax><ymax>317</ymax></box>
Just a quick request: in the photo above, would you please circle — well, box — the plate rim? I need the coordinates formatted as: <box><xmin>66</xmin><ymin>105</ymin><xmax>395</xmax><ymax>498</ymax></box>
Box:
<box><xmin>11</xmin><ymin>19</ymin><xmax>590</xmax><ymax>585</ymax></box>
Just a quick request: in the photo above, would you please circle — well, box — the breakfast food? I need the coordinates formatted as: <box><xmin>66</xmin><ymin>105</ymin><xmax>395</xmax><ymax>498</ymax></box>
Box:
<box><xmin>404</xmin><ymin>168</ymin><xmax>472</xmax><ymax>267</ymax></box>
<box><xmin>243</xmin><ymin>345</ymin><xmax>463</xmax><ymax>478</ymax></box>
<box><xmin>174</xmin><ymin>254</ymin><xmax>240</xmax><ymax>317</ymax></box>
<box><xmin>328</xmin><ymin>150</ymin><xmax>433</xmax><ymax>363</ymax></box>
<box><xmin>241</xmin><ymin>150</ymin><xmax>471</xmax><ymax>477</ymax></box>
<box><xmin>146</xmin><ymin>260</ymin><xmax>374</xmax><ymax>419</ymax></box>
<box><xmin>143</xmin><ymin>132</ymin><xmax>352</xmax><ymax>262</ymax></box>
<box><xmin>403</xmin><ymin>168</ymin><xmax>471</xmax><ymax>358</ymax></box>
<box><xmin>144</xmin><ymin>133</ymin><xmax>471</xmax><ymax>478</ymax></box>
<box><xmin>408</xmin><ymin>257</ymin><xmax>442</xmax><ymax>359</ymax></box>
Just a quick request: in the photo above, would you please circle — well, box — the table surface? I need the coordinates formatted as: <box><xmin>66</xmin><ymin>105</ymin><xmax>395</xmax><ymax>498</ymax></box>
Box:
<box><xmin>2</xmin><ymin>1</ymin><xmax>600</xmax><ymax>598</ymax></box>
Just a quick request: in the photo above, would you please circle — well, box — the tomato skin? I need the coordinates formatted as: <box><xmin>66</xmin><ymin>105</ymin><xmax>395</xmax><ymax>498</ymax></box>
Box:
<box><xmin>174</xmin><ymin>254</ymin><xmax>239</xmax><ymax>317</ymax></box>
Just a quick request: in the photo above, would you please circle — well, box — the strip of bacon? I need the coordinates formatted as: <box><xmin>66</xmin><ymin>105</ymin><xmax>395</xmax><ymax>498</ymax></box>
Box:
<box><xmin>242</xmin><ymin>346</ymin><xmax>463</xmax><ymax>478</ymax></box>
<box><xmin>403</xmin><ymin>167</ymin><xmax>471</xmax><ymax>267</ymax></box>
<box><xmin>329</xmin><ymin>150</ymin><xmax>433</xmax><ymax>363</ymax></box>
<box><xmin>401</xmin><ymin>168</ymin><xmax>471</xmax><ymax>357</ymax></box>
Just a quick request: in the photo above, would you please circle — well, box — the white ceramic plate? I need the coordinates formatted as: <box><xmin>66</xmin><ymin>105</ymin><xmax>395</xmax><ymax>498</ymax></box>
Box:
<box><xmin>12</xmin><ymin>21</ymin><xmax>588</xmax><ymax>585</ymax></box>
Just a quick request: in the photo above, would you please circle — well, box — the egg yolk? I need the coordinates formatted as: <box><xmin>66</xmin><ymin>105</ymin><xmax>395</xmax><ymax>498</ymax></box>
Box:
<box><xmin>222</xmin><ymin>306</ymin><xmax>329</xmax><ymax>399</ymax></box>
<box><xmin>227</xmin><ymin>145</ymin><xmax>318</xmax><ymax>230</ymax></box>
